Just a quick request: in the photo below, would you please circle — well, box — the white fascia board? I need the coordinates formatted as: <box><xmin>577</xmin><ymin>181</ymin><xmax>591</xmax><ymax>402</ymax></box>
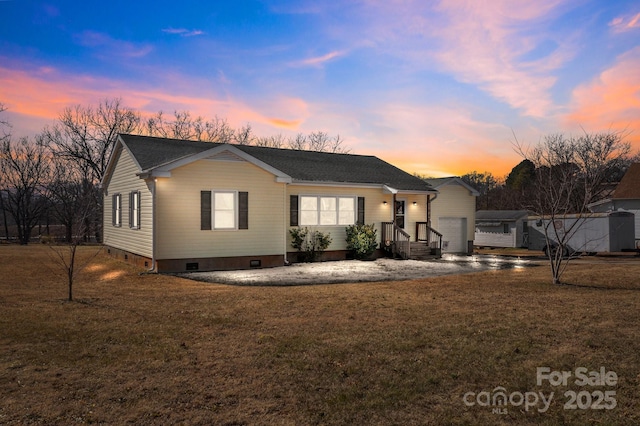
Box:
<box><xmin>291</xmin><ymin>180</ymin><xmax>398</xmax><ymax>191</ymax></box>
<box><xmin>396</xmin><ymin>189</ymin><xmax>439</xmax><ymax>195</ymax></box>
<box><xmin>291</xmin><ymin>180</ymin><xmax>386</xmax><ymax>190</ymax></box>
<box><xmin>149</xmin><ymin>171</ymin><xmax>172</xmax><ymax>178</ymax></box>
<box><xmin>290</xmin><ymin>181</ymin><xmax>437</xmax><ymax>194</ymax></box>
<box><xmin>382</xmin><ymin>185</ymin><xmax>398</xmax><ymax>194</ymax></box>
<box><xmin>101</xmin><ymin>136</ymin><xmax>144</xmax><ymax>189</ymax></box>
<box><xmin>587</xmin><ymin>198</ymin><xmax>613</xmax><ymax>208</ymax></box>
<box><xmin>146</xmin><ymin>144</ymin><xmax>292</xmax><ymax>182</ymax></box>
<box><xmin>431</xmin><ymin>177</ymin><xmax>479</xmax><ymax>196</ymax></box>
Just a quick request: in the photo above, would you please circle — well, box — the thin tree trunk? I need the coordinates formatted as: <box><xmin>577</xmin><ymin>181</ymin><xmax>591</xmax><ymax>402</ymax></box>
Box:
<box><xmin>0</xmin><ymin>192</ymin><xmax>9</xmax><ymax>240</ymax></box>
<box><xmin>68</xmin><ymin>245</ymin><xmax>76</xmax><ymax>301</ymax></box>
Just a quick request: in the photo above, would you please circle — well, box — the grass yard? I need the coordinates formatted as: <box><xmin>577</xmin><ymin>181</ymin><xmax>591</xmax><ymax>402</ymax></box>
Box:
<box><xmin>1</xmin><ymin>245</ymin><xmax>639</xmax><ymax>425</ymax></box>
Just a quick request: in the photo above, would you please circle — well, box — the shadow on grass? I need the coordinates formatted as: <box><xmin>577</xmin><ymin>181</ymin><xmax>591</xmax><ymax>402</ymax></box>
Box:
<box><xmin>559</xmin><ymin>282</ymin><xmax>640</xmax><ymax>291</ymax></box>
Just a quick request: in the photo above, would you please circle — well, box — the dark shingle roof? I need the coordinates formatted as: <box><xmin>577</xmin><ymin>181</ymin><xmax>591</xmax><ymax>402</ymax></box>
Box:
<box><xmin>613</xmin><ymin>163</ymin><xmax>640</xmax><ymax>199</ymax></box>
<box><xmin>118</xmin><ymin>134</ymin><xmax>433</xmax><ymax>192</ymax></box>
<box><xmin>121</xmin><ymin>134</ymin><xmax>221</xmax><ymax>171</ymax></box>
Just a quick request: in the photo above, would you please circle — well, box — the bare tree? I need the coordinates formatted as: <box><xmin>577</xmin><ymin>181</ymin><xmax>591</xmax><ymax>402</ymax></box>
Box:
<box><xmin>233</xmin><ymin>123</ymin><xmax>255</xmax><ymax>145</ymax></box>
<box><xmin>0</xmin><ymin>103</ymin><xmax>11</xmax><ymax>240</ymax></box>
<box><xmin>40</xmin><ymin>98</ymin><xmax>140</xmax><ymax>182</ymax></box>
<box><xmin>305</xmin><ymin>131</ymin><xmax>350</xmax><ymax>153</ymax></box>
<box><xmin>516</xmin><ymin>131</ymin><xmax>632</xmax><ymax>284</ymax></box>
<box><xmin>196</xmin><ymin>115</ymin><xmax>235</xmax><ymax>143</ymax></box>
<box><xmin>144</xmin><ymin>111</ymin><xmax>235</xmax><ymax>143</ymax></box>
<box><xmin>0</xmin><ymin>137</ymin><xmax>51</xmax><ymax>244</ymax></box>
<box><xmin>39</xmin><ymin>98</ymin><xmax>140</xmax><ymax>241</ymax></box>
<box><xmin>0</xmin><ymin>102</ymin><xmax>9</xmax><ymax>137</ymax></box>
<box><xmin>255</xmin><ymin>133</ymin><xmax>287</xmax><ymax>148</ymax></box>
<box><xmin>45</xmin><ymin>156</ymin><xmax>95</xmax><ymax>242</ymax></box>
<box><xmin>286</xmin><ymin>131</ymin><xmax>350</xmax><ymax>153</ymax></box>
<box><xmin>287</xmin><ymin>133</ymin><xmax>308</xmax><ymax>150</ymax></box>
<box><xmin>46</xmin><ymin>189</ymin><xmax>102</xmax><ymax>302</ymax></box>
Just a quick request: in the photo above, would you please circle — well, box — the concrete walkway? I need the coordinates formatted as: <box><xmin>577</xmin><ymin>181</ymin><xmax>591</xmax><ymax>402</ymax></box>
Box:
<box><xmin>178</xmin><ymin>254</ymin><xmax>533</xmax><ymax>286</ymax></box>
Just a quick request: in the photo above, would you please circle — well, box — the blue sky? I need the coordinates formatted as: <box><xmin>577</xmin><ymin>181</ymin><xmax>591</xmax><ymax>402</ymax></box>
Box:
<box><xmin>1</xmin><ymin>0</ymin><xmax>639</xmax><ymax>176</ymax></box>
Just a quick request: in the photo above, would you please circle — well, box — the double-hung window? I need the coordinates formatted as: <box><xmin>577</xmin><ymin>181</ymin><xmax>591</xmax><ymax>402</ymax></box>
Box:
<box><xmin>129</xmin><ymin>191</ymin><xmax>141</xmax><ymax>229</ymax></box>
<box><xmin>299</xmin><ymin>196</ymin><xmax>356</xmax><ymax>226</ymax></box>
<box><xmin>213</xmin><ymin>191</ymin><xmax>236</xmax><ymax>229</ymax></box>
<box><xmin>201</xmin><ymin>190</ymin><xmax>249</xmax><ymax>230</ymax></box>
<box><xmin>112</xmin><ymin>193</ymin><xmax>122</xmax><ymax>227</ymax></box>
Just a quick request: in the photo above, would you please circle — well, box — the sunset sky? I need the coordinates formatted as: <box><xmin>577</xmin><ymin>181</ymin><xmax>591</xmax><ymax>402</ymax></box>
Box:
<box><xmin>1</xmin><ymin>0</ymin><xmax>639</xmax><ymax>177</ymax></box>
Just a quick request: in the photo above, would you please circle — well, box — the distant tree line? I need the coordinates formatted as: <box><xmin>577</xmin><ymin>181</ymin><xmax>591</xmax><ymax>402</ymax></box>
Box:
<box><xmin>0</xmin><ymin>98</ymin><xmax>348</xmax><ymax>244</ymax></box>
<box><xmin>452</xmin><ymin>134</ymin><xmax>638</xmax><ymax>214</ymax></box>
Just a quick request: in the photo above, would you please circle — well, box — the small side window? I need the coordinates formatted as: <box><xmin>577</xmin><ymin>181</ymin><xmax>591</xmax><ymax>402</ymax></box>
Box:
<box><xmin>129</xmin><ymin>191</ymin><xmax>141</xmax><ymax>229</ymax></box>
<box><xmin>112</xmin><ymin>194</ymin><xmax>122</xmax><ymax>227</ymax></box>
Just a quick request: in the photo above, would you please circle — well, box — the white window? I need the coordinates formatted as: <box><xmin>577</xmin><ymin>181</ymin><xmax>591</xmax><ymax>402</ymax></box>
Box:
<box><xmin>112</xmin><ymin>193</ymin><xmax>122</xmax><ymax>227</ymax></box>
<box><xmin>299</xmin><ymin>196</ymin><xmax>355</xmax><ymax>226</ymax></box>
<box><xmin>300</xmin><ymin>196</ymin><xmax>318</xmax><ymax>226</ymax></box>
<box><xmin>338</xmin><ymin>197</ymin><xmax>355</xmax><ymax>225</ymax></box>
<box><xmin>129</xmin><ymin>191</ymin><xmax>140</xmax><ymax>229</ymax></box>
<box><xmin>320</xmin><ymin>197</ymin><xmax>337</xmax><ymax>225</ymax></box>
<box><xmin>214</xmin><ymin>191</ymin><xmax>237</xmax><ymax>229</ymax></box>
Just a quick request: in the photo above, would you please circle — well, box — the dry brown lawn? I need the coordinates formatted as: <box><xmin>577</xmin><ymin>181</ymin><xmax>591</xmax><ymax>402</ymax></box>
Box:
<box><xmin>1</xmin><ymin>245</ymin><xmax>639</xmax><ymax>425</ymax></box>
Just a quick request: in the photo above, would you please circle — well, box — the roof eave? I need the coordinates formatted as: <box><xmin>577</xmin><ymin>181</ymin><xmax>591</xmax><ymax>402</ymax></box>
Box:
<box><xmin>148</xmin><ymin>144</ymin><xmax>293</xmax><ymax>182</ymax></box>
<box><xmin>290</xmin><ymin>181</ymin><xmax>436</xmax><ymax>194</ymax></box>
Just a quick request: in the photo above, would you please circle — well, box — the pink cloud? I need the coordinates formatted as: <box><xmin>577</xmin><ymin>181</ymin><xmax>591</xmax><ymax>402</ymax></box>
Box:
<box><xmin>609</xmin><ymin>12</ymin><xmax>640</xmax><ymax>33</ymax></box>
<box><xmin>564</xmin><ymin>47</ymin><xmax>640</xmax><ymax>149</ymax></box>
<box><xmin>0</xmin><ymin>64</ymin><xmax>310</xmax><ymax>137</ymax></box>
<box><xmin>334</xmin><ymin>0</ymin><xmax>576</xmax><ymax>117</ymax></box>
<box><xmin>428</xmin><ymin>0</ymin><xmax>574</xmax><ymax>117</ymax></box>
<box><xmin>291</xmin><ymin>50</ymin><xmax>346</xmax><ymax>67</ymax></box>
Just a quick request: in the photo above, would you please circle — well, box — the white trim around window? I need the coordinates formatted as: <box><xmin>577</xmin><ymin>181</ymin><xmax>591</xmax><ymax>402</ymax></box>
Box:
<box><xmin>299</xmin><ymin>195</ymin><xmax>356</xmax><ymax>226</ymax></box>
<box><xmin>213</xmin><ymin>191</ymin><xmax>238</xmax><ymax>230</ymax></box>
<box><xmin>112</xmin><ymin>193</ymin><xmax>122</xmax><ymax>227</ymax></box>
<box><xmin>129</xmin><ymin>191</ymin><xmax>141</xmax><ymax>229</ymax></box>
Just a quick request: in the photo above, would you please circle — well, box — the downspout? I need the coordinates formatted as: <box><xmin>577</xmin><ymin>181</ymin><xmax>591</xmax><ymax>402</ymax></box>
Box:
<box><xmin>428</xmin><ymin>192</ymin><xmax>438</xmax><ymax>227</ymax></box>
<box><xmin>392</xmin><ymin>193</ymin><xmax>397</xmax><ymax>226</ymax></box>
<box><xmin>148</xmin><ymin>178</ymin><xmax>157</xmax><ymax>272</ymax></box>
<box><xmin>283</xmin><ymin>182</ymin><xmax>289</xmax><ymax>265</ymax></box>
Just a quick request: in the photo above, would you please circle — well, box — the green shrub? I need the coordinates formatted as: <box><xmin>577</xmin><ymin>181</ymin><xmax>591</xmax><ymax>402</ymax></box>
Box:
<box><xmin>345</xmin><ymin>223</ymin><xmax>378</xmax><ymax>259</ymax></box>
<box><xmin>289</xmin><ymin>227</ymin><xmax>332</xmax><ymax>262</ymax></box>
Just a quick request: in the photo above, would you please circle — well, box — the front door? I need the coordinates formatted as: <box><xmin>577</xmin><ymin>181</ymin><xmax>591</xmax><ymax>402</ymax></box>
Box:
<box><xmin>395</xmin><ymin>199</ymin><xmax>406</xmax><ymax>230</ymax></box>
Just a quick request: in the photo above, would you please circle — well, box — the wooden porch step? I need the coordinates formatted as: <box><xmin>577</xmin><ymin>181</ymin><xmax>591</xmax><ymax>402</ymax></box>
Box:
<box><xmin>409</xmin><ymin>242</ymin><xmax>441</xmax><ymax>260</ymax></box>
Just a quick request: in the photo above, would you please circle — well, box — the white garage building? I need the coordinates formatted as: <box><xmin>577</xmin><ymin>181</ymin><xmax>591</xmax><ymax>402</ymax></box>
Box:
<box><xmin>425</xmin><ymin>177</ymin><xmax>479</xmax><ymax>253</ymax></box>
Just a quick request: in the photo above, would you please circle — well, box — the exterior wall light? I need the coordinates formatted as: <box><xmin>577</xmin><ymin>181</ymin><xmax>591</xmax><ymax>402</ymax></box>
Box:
<box><xmin>383</xmin><ymin>201</ymin><xmax>388</xmax><ymax>205</ymax></box>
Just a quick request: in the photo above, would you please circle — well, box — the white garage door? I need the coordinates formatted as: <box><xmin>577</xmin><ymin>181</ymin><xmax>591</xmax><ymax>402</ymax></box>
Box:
<box><xmin>439</xmin><ymin>217</ymin><xmax>467</xmax><ymax>253</ymax></box>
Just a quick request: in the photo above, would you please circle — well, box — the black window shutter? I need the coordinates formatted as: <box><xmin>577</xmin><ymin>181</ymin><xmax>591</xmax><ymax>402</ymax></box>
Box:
<box><xmin>239</xmin><ymin>192</ymin><xmax>248</xmax><ymax>230</ymax></box>
<box><xmin>136</xmin><ymin>192</ymin><xmax>141</xmax><ymax>229</ymax></box>
<box><xmin>290</xmin><ymin>195</ymin><xmax>299</xmax><ymax>226</ymax></box>
<box><xmin>112</xmin><ymin>194</ymin><xmax>117</xmax><ymax>226</ymax></box>
<box><xmin>357</xmin><ymin>197</ymin><xmax>365</xmax><ymax>225</ymax></box>
<box><xmin>201</xmin><ymin>191</ymin><xmax>212</xmax><ymax>230</ymax></box>
<box><xmin>128</xmin><ymin>192</ymin><xmax>133</xmax><ymax>228</ymax></box>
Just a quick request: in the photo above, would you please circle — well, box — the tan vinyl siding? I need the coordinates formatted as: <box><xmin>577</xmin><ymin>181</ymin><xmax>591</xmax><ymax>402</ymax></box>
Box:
<box><xmin>155</xmin><ymin>158</ymin><xmax>285</xmax><ymax>259</ymax></box>
<box><xmin>430</xmin><ymin>185</ymin><xmax>476</xmax><ymax>239</ymax></box>
<box><xmin>103</xmin><ymin>149</ymin><xmax>153</xmax><ymax>258</ymax></box>
<box><xmin>287</xmin><ymin>186</ymin><xmax>429</xmax><ymax>249</ymax></box>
